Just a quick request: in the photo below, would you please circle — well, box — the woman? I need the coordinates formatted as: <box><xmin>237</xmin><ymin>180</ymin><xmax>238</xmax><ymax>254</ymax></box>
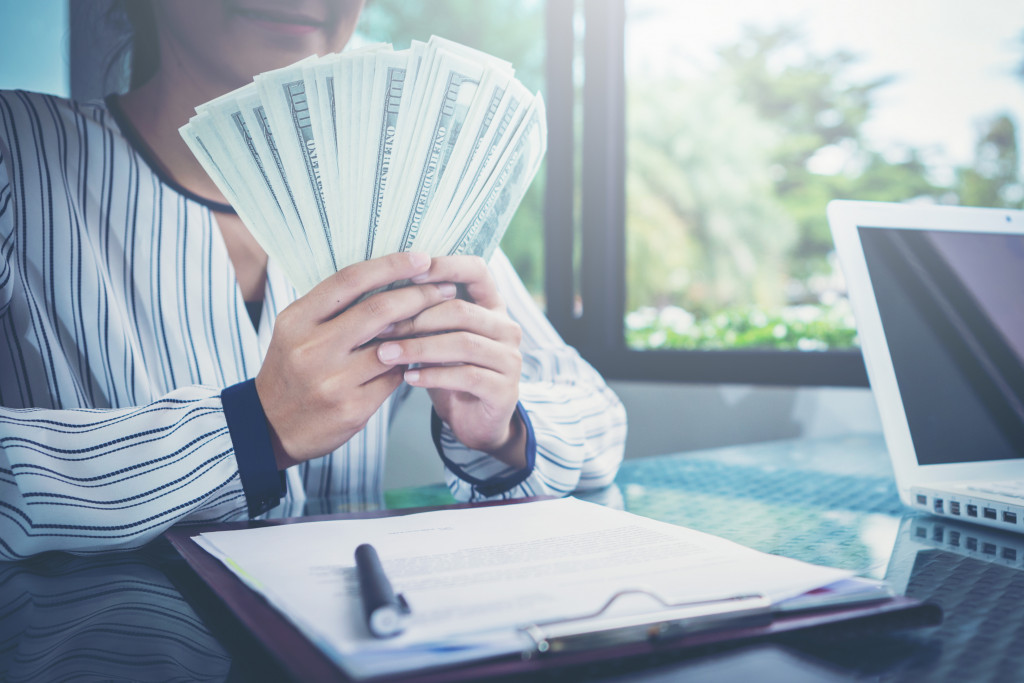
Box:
<box><xmin>0</xmin><ymin>0</ymin><xmax>626</xmax><ymax>558</ymax></box>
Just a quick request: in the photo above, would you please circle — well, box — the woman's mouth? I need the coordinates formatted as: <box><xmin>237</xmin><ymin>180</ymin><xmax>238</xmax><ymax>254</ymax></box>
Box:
<box><xmin>232</xmin><ymin>7</ymin><xmax>326</xmax><ymax>36</ymax></box>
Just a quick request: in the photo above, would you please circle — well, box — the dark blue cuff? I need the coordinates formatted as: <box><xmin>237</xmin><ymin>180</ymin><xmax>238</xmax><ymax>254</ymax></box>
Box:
<box><xmin>431</xmin><ymin>402</ymin><xmax>536</xmax><ymax>497</ymax></box>
<box><xmin>222</xmin><ymin>379</ymin><xmax>286</xmax><ymax>518</ymax></box>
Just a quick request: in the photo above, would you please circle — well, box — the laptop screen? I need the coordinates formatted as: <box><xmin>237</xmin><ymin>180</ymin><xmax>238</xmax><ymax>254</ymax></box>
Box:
<box><xmin>858</xmin><ymin>226</ymin><xmax>1024</xmax><ymax>466</ymax></box>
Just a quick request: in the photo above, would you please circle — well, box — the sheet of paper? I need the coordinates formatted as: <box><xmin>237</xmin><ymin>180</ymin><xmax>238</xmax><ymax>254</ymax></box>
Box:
<box><xmin>195</xmin><ymin>497</ymin><xmax>851</xmax><ymax>678</ymax></box>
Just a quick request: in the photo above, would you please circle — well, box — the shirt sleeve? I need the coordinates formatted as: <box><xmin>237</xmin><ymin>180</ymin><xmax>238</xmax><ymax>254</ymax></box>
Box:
<box><xmin>0</xmin><ymin>138</ymin><xmax>280</xmax><ymax>558</ymax></box>
<box><xmin>438</xmin><ymin>249</ymin><xmax>627</xmax><ymax>501</ymax></box>
<box><xmin>0</xmin><ymin>382</ymin><xmax>287</xmax><ymax>559</ymax></box>
<box><xmin>0</xmin><ymin>119</ymin><xmax>283</xmax><ymax>558</ymax></box>
<box><xmin>0</xmin><ymin>141</ymin><xmax>12</xmax><ymax>319</ymax></box>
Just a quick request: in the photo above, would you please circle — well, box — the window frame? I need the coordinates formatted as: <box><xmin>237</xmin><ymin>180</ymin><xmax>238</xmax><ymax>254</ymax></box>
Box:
<box><xmin>543</xmin><ymin>0</ymin><xmax>868</xmax><ymax>387</ymax></box>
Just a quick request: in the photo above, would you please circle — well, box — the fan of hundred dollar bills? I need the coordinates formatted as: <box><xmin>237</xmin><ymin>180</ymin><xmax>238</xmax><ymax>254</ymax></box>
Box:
<box><xmin>180</xmin><ymin>36</ymin><xmax>546</xmax><ymax>295</ymax></box>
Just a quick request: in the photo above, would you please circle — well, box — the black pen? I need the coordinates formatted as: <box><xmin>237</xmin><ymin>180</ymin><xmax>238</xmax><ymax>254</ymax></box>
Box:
<box><xmin>354</xmin><ymin>543</ymin><xmax>411</xmax><ymax>638</ymax></box>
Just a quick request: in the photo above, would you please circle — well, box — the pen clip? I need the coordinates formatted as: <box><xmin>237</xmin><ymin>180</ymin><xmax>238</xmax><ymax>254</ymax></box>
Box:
<box><xmin>397</xmin><ymin>593</ymin><xmax>411</xmax><ymax>615</ymax></box>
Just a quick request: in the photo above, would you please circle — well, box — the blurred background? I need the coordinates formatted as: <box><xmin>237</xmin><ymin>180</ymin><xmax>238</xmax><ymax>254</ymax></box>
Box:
<box><xmin>3</xmin><ymin>0</ymin><xmax>1023</xmax><ymax>484</ymax></box>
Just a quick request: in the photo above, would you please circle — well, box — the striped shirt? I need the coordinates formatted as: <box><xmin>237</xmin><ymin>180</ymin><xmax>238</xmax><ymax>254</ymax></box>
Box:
<box><xmin>0</xmin><ymin>90</ymin><xmax>626</xmax><ymax>559</ymax></box>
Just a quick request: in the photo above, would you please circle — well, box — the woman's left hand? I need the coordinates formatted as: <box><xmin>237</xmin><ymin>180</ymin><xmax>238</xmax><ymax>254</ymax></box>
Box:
<box><xmin>375</xmin><ymin>255</ymin><xmax>527</xmax><ymax>468</ymax></box>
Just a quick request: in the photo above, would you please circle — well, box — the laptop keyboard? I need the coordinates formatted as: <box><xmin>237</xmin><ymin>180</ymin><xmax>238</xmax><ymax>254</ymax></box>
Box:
<box><xmin>964</xmin><ymin>480</ymin><xmax>1024</xmax><ymax>501</ymax></box>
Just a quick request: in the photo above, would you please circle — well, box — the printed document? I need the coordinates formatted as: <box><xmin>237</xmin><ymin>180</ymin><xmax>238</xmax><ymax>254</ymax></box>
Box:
<box><xmin>195</xmin><ymin>497</ymin><xmax>852</xmax><ymax>678</ymax></box>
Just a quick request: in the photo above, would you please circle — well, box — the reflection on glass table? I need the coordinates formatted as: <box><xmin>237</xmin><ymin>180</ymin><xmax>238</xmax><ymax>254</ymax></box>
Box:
<box><xmin>614</xmin><ymin>434</ymin><xmax>904</xmax><ymax>578</ymax></box>
<box><xmin>2</xmin><ymin>434</ymin><xmax>1023</xmax><ymax>681</ymax></box>
<box><xmin>0</xmin><ymin>548</ymin><xmax>232</xmax><ymax>682</ymax></box>
<box><xmin>879</xmin><ymin>515</ymin><xmax>1024</xmax><ymax>682</ymax></box>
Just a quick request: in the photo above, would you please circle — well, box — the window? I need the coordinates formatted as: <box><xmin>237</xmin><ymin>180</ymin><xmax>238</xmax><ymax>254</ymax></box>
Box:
<box><xmin>546</xmin><ymin>0</ymin><xmax>1024</xmax><ymax>385</ymax></box>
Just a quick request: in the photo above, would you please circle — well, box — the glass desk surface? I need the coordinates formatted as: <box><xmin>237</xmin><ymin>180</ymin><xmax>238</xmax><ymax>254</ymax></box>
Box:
<box><xmin>3</xmin><ymin>434</ymin><xmax>1023</xmax><ymax>682</ymax></box>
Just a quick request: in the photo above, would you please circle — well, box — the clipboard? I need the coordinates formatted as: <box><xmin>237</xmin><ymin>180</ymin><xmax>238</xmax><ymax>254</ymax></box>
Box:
<box><xmin>165</xmin><ymin>500</ymin><xmax>941</xmax><ymax>682</ymax></box>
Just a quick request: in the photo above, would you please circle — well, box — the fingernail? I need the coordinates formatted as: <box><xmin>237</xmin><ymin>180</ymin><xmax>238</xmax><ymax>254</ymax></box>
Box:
<box><xmin>408</xmin><ymin>252</ymin><xmax>430</xmax><ymax>269</ymax></box>
<box><xmin>404</xmin><ymin>369</ymin><xmax>420</xmax><ymax>384</ymax></box>
<box><xmin>379</xmin><ymin>323</ymin><xmax>396</xmax><ymax>336</ymax></box>
<box><xmin>378</xmin><ymin>343</ymin><xmax>402</xmax><ymax>362</ymax></box>
<box><xmin>438</xmin><ymin>282</ymin><xmax>457</xmax><ymax>298</ymax></box>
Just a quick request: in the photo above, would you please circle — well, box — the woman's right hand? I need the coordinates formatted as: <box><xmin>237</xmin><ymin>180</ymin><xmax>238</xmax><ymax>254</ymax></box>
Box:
<box><xmin>254</xmin><ymin>252</ymin><xmax>454</xmax><ymax>469</ymax></box>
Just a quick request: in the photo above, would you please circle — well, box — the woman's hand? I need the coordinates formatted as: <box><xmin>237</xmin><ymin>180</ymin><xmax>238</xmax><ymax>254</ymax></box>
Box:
<box><xmin>255</xmin><ymin>252</ymin><xmax>457</xmax><ymax>469</ymax></box>
<box><xmin>375</xmin><ymin>256</ymin><xmax>527</xmax><ymax>469</ymax></box>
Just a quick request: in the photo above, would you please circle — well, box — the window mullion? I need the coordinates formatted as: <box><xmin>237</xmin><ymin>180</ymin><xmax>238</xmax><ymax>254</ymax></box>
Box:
<box><xmin>579</xmin><ymin>0</ymin><xmax>627</xmax><ymax>364</ymax></box>
<box><xmin>543</xmin><ymin>0</ymin><xmax>578</xmax><ymax>343</ymax></box>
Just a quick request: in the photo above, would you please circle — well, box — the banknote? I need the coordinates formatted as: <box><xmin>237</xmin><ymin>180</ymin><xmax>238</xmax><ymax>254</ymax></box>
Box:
<box><xmin>179</xmin><ymin>37</ymin><xmax>546</xmax><ymax>295</ymax></box>
<box><xmin>419</xmin><ymin>78</ymin><xmax>529</xmax><ymax>255</ymax></box>
<box><xmin>184</xmin><ymin>98</ymin><xmax>309</xmax><ymax>289</ymax></box>
<box><xmin>352</xmin><ymin>51</ymin><xmax>411</xmax><ymax>263</ymax></box>
<box><xmin>445</xmin><ymin>94</ymin><xmax>546</xmax><ymax>260</ymax></box>
<box><xmin>391</xmin><ymin>62</ymin><xmax>493</xmax><ymax>254</ymax></box>
<box><xmin>305</xmin><ymin>57</ymin><xmax>341</xmax><ymax>243</ymax></box>
<box><xmin>256</xmin><ymin>61</ymin><xmax>338</xmax><ymax>277</ymax></box>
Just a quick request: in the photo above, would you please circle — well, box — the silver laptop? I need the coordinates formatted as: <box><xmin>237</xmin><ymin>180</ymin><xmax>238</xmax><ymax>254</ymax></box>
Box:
<box><xmin>828</xmin><ymin>200</ymin><xmax>1024</xmax><ymax>533</ymax></box>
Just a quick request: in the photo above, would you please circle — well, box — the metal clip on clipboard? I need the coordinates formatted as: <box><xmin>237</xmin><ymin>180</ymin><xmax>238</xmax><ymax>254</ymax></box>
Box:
<box><xmin>519</xmin><ymin>589</ymin><xmax>773</xmax><ymax>657</ymax></box>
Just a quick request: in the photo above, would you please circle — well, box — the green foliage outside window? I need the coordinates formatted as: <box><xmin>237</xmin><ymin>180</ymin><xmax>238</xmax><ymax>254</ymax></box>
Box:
<box><xmin>626</xmin><ymin>23</ymin><xmax>1024</xmax><ymax>351</ymax></box>
<box><xmin>625</xmin><ymin>302</ymin><xmax>858</xmax><ymax>351</ymax></box>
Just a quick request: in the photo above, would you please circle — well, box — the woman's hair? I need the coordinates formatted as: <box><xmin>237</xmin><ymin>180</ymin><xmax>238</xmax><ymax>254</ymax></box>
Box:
<box><xmin>105</xmin><ymin>0</ymin><xmax>159</xmax><ymax>91</ymax></box>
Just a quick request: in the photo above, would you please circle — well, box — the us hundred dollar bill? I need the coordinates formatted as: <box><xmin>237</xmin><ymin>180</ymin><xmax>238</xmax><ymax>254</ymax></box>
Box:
<box><xmin>180</xmin><ymin>37</ymin><xmax>546</xmax><ymax>294</ymax></box>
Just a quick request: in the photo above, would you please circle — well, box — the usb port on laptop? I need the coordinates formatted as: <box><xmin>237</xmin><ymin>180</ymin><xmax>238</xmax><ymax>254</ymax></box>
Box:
<box><xmin>950</xmin><ymin>501</ymin><xmax>960</xmax><ymax>515</ymax></box>
<box><xmin>916</xmin><ymin>494</ymin><xmax>927</xmax><ymax>505</ymax></box>
<box><xmin>967</xmin><ymin>504</ymin><xmax>978</xmax><ymax>517</ymax></box>
<box><xmin>984</xmin><ymin>508</ymin><xmax>997</xmax><ymax>520</ymax></box>
<box><xmin>1003</xmin><ymin>511</ymin><xmax>1017</xmax><ymax>525</ymax></box>
<box><xmin>933</xmin><ymin>498</ymin><xmax>944</xmax><ymax>513</ymax></box>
